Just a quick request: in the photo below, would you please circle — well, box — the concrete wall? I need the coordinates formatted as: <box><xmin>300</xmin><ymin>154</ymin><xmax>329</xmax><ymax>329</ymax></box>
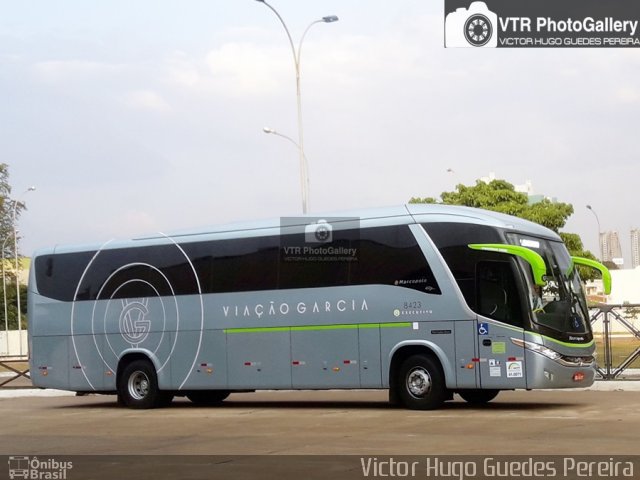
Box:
<box><xmin>0</xmin><ymin>330</ymin><xmax>28</xmax><ymax>357</ymax></box>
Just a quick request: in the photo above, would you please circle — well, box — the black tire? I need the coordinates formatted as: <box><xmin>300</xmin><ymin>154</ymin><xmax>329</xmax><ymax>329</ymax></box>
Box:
<box><xmin>395</xmin><ymin>354</ymin><xmax>446</xmax><ymax>410</ymax></box>
<box><xmin>458</xmin><ymin>389</ymin><xmax>500</xmax><ymax>405</ymax></box>
<box><xmin>388</xmin><ymin>387</ymin><xmax>401</xmax><ymax>407</ymax></box>
<box><xmin>157</xmin><ymin>392</ymin><xmax>175</xmax><ymax>407</ymax></box>
<box><xmin>187</xmin><ymin>390</ymin><xmax>231</xmax><ymax>406</ymax></box>
<box><xmin>118</xmin><ymin>359</ymin><xmax>167</xmax><ymax>409</ymax></box>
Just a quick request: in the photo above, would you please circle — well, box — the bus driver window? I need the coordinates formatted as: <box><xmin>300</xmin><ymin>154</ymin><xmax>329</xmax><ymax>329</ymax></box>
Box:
<box><xmin>476</xmin><ymin>261</ymin><xmax>523</xmax><ymax>328</ymax></box>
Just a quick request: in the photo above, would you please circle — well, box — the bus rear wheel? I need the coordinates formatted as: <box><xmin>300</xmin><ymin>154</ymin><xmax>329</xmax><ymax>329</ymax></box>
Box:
<box><xmin>118</xmin><ymin>359</ymin><xmax>171</xmax><ymax>409</ymax></box>
<box><xmin>186</xmin><ymin>390</ymin><xmax>231</xmax><ymax>406</ymax></box>
<box><xmin>396</xmin><ymin>354</ymin><xmax>446</xmax><ymax>410</ymax></box>
<box><xmin>458</xmin><ymin>389</ymin><xmax>500</xmax><ymax>405</ymax></box>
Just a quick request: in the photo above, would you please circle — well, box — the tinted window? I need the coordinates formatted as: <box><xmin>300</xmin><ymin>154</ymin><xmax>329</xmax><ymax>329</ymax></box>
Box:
<box><xmin>185</xmin><ymin>236</ymin><xmax>279</xmax><ymax>294</ymax></box>
<box><xmin>36</xmin><ymin>224</ymin><xmax>441</xmax><ymax>301</ymax></box>
<box><xmin>477</xmin><ymin>261</ymin><xmax>524</xmax><ymax>327</ymax></box>
<box><xmin>35</xmin><ymin>252</ymin><xmax>96</xmax><ymax>301</ymax></box>
<box><xmin>278</xmin><ymin>231</ymin><xmax>351</xmax><ymax>289</ymax></box>
<box><xmin>422</xmin><ymin>222</ymin><xmax>503</xmax><ymax>309</ymax></box>
<box><xmin>350</xmin><ymin>226</ymin><xmax>440</xmax><ymax>294</ymax></box>
<box><xmin>75</xmin><ymin>244</ymin><xmax>198</xmax><ymax>300</ymax></box>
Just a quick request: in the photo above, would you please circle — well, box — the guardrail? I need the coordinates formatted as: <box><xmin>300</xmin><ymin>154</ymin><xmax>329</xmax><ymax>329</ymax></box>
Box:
<box><xmin>0</xmin><ymin>355</ymin><xmax>30</xmax><ymax>388</ymax></box>
<box><xmin>590</xmin><ymin>303</ymin><xmax>640</xmax><ymax>380</ymax></box>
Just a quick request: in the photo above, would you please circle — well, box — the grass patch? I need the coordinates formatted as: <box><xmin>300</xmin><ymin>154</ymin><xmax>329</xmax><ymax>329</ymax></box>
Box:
<box><xmin>594</xmin><ymin>335</ymin><xmax>640</xmax><ymax>369</ymax></box>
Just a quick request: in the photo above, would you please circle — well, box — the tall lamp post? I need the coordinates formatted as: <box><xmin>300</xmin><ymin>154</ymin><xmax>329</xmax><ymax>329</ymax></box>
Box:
<box><xmin>262</xmin><ymin>126</ymin><xmax>310</xmax><ymax>173</ymax></box>
<box><xmin>2</xmin><ymin>236</ymin><xmax>11</xmax><ymax>355</ymax></box>
<box><xmin>255</xmin><ymin>0</ymin><xmax>338</xmax><ymax>214</ymax></box>
<box><xmin>586</xmin><ymin>205</ymin><xmax>602</xmax><ymax>260</ymax></box>
<box><xmin>12</xmin><ymin>186</ymin><xmax>35</xmax><ymax>356</ymax></box>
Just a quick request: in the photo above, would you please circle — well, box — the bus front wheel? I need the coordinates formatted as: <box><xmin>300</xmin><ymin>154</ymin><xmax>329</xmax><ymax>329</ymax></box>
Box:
<box><xmin>118</xmin><ymin>359</ymin><xmax>171</xmax><ymax>409</ymax></box>
<box><xmin>396</xmin><ymin>354</ymin><xmax>446</xmax><ymax>410</ymax></box>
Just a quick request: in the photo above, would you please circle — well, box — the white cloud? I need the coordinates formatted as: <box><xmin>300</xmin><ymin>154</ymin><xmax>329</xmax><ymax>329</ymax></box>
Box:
<box><xmin>161</xmin><ymin>43</ymin><xmax>290</xmax><ymax>97</ymax></box>
<box><xmin>204</xmin><ymin>42</ymin><xmax>289</xmax><ymax>96</ymax></box>
<box><xmin>33</xmin><ymin>59</ymin><xmax>123</xmax><ymax>82</ymax></box>
<box><xmin>106</xmin><ymin>209</ymin><xmax>159</xmax><ymax>238</ymax></box>
<box><xmin>164</xmin><ymin>51</ymin><xmax>202</xmax><ymax>88</ymax></box>
<box><xmin>615</xmin><ymin>87</ymin><xmax>640</xmax><ymax>104</ymax></box>
<box><xmin>122</xmin><ymin>90</ymin><xmax>171</xmax><ymax>112</ymax></box>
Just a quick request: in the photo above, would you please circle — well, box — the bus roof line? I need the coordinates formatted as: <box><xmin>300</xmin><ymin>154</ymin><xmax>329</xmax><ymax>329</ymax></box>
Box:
<box><xmin>134</xmin><ymin>213</ymin><xmax>415</xmax><ymax>241</ymax></box>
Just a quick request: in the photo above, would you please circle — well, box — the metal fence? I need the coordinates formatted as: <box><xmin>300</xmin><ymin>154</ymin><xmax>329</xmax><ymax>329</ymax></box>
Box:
<box><xmin>0</xmin><ymin>329</ymin><xmax>30</xmax><ymax>388</ymax></box>
<box><xmin>590</xmin><ymin>303</ymin><xmax>640</xmax><ymax>380</ymax></box>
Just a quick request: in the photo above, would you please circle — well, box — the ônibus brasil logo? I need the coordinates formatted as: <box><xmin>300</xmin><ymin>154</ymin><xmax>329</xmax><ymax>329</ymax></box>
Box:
<box><xmin>8</xmin><ymin>456</ymin><xmax>73</xmax><ymax>480</ymax></box>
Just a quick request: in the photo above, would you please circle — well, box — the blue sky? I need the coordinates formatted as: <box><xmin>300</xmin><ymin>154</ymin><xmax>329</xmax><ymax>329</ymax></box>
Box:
<box><xmin>3</xmin><ymin>1</ymin><xmax>640</xmax><ymax>264</ymax></box>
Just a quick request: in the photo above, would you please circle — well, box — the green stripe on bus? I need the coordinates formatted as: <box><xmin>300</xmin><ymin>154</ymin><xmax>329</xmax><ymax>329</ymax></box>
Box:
<box><xmin>224</xmin><ymin>322</ymin><xmax>412</xmax><ymax>334</ymax></box>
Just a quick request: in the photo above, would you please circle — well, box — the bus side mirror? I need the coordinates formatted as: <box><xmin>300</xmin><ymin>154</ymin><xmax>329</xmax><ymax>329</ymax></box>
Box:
<box><xmin>571</xmin><ymin>256</ymin><xmax>612</xmax><ymax>295</ymax></box>
<box><xmin>468</xmin><ymin>243</ymin><xmax>547</xmax><ymax>287</ymax></box>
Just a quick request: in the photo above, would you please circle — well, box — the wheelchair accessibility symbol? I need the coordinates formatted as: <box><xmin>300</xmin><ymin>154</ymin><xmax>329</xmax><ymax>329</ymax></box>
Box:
<box><xmin>478</xmin><ymin>323</ymin><xmax>489</xmax><ymax>335</ymax></box>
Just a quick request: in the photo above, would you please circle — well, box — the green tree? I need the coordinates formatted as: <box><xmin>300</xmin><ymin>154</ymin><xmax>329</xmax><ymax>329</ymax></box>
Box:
<box><xmin>410</xmin><ymin>178</ymin><xmax>595</xmax><ymax>263</ymax></box>
<box><xmin>411</xmin><ymin>179</ymin><xmax>576</xmax><ymax>233</ymax></box>
<box><xmin>0</xmin><ymin>163</ymin><xmax>25</xmax><ymax>259</ymax></box>
<box><xmin>0</xmin><ymin>163</ymin><xmax>28</xmax><ymax>329</ymax></box>
<box><xmin>1</xmin><ymin>283</ymin><xmax>28</xmax><ymax>330</ymax></box>
<box><xmin>558</xmin><ymin>232</ymin><xmax>597</xmax><ymax>281</ymax></box>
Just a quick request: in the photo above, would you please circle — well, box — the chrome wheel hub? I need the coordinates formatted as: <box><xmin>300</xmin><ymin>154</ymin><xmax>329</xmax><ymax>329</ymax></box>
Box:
<box><xmin>407</xmin><ymin>367</ymin><xmax>432</xmax><ymax>397</ymax></box>
<box><xmin>128</xmin><ymin>371</ymin><xmax>150</xmax><ymax>400</ymax></box>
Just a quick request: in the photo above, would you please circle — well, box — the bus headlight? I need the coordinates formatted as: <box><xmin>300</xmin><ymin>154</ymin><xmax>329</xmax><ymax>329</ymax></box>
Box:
<box><xmin>510</xmin><ymin>338</ymin><xmax>595</xmax><ymax>367</ymax></box>
<box><xmin>511</xmin><ymin>338</ymin><xmax>562</xmax><ymax>361</ymax></box>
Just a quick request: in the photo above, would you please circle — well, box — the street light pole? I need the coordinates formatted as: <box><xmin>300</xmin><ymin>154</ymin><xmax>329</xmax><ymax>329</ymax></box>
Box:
<box><xmin>2</xmin><ymin>236</ymin><xmax>11</xmax><ymax>355</ymax></box>
<box><xmin>255</xmin><ymin>0</ymin><xmax>338</xmax><ymax>214</ymax></box>
<box><xmin>263</xmin><ymin>126</ymin><xmax>301</xmax><ymax>149</ymax></box>
<box><xmin>262</xmin><ymin>127</ymin><xmax>311</xmax><ymax>186</ymax></box>
<box><xmin>12</xmin><ymin>186</ymin><xmax>35</xmax><ymax>356</ymax></box>
<box><xmin>586</xmin><ymin>205</ymin><xmax>602</xmax><ymax>260</ymax></box>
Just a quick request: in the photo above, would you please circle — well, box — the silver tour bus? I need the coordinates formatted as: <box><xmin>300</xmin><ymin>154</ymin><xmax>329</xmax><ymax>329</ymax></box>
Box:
<box><xmin>28</xmin><ymin>205</ymin><xmax>610</xmax><ymax>409</ymax></box>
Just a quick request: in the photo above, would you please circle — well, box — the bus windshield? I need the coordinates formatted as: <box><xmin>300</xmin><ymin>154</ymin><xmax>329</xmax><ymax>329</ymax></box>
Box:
<box><xmin>507</xmin><ymin>233</ymin><xmax>591</xmax><ymax>337</ymax></box>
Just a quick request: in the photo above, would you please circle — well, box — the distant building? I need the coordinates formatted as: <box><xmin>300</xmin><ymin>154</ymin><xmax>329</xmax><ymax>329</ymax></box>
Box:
<box><xmin>631</xmin><ymin>229</ymin><xmax>640</xmax><ymax>269</ymax></box>
<box><xmin>586</xmin><ymin>267</ymin><xmax>640</xmax><ymax>333</ymax></box>
<box><xmin>600</xmin><ymin>231</ymin><xmax>624</xmax><ymax>268</ymax></box>
<box><xmin>480</xmin><ymin>173</ymin><xmax>556</xmax><ymax>204</ymax></box>
<box><xmin>514</xmin><ymin>180</ymin><xmax>557</xmax><ymax>204</ymax></box>
<box><xmin>606</xmin><ymin>267</ymin><xmax>640</xmax><ymax>305</ymax></box>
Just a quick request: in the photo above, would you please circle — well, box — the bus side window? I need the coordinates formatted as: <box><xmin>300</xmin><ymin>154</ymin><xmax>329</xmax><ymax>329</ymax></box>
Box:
<box><xmin>349</xmin><ymin>225</ymin><xmax>441</xmax><ymax>294</ymax></box>
<box><xmin>476</xmin><ymin>261</ymin><xmax>523</xmax><ymax>328</ymax></box>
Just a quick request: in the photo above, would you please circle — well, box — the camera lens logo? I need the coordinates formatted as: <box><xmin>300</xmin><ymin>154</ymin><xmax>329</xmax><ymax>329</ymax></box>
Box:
<box><xmin>465</xmin><ymin>13</ymin><xmax>492</xmax><ymax>46</ymax></box>
<box><xmin>305</xmin><ymin>219</ymin><xmax>333</xmax><ymax>243</ymax></box>
<box><xmin>445</xmin><ymin>1</ymin><xmax>498</xmax><ymax>48</ymax></box>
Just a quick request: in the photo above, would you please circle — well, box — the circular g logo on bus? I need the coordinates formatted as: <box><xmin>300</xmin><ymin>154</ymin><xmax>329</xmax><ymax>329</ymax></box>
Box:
<box><xmin>98</xmin><ymin>265</ymin><xmax>177</xmax><ymax>367</ymax></box>
<box><xmin>119</xmin><ymin>299</ymin><xmax>152</xmax><ymax>346</ymax></box>
<box><xmin>70</xmin><ymin>240</ymin><xmax>204</xmax><ymax>391</ymax></box>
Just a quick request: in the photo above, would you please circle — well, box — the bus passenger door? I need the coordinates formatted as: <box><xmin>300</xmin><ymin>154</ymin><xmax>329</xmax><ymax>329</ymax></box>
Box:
<box><xmin>475</xmin><ymin>261</ymin><xmax>527</xmax><ymax>389</ymax></box>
